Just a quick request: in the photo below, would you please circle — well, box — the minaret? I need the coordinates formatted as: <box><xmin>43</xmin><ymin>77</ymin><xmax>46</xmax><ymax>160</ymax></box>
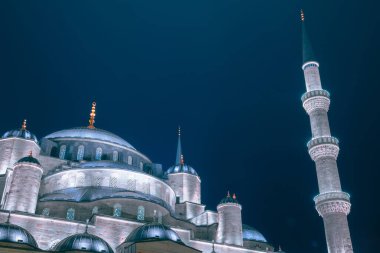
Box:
<box><xmin>300</xmin><ymin>11</ymin><xmax>354</xmax><ymax>253</ymax></box>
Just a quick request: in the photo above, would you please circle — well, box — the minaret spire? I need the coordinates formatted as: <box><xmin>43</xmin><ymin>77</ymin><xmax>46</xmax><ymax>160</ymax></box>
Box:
<box><xmin>301</xmin><ymin>10</ymin><xmax>315</xmax><ymax>64</ymax></box>
<box><xmin>175</xmin><ymin>126</ymin><xmax>182</xmax><ymax>165</ymax></box>
<box><xmin>88</xmin><ymin>102</ymin><xmax>96</xmax><ymax>129</ymax></box>
<box><xmin>300</xmin><ymin>12</ymin><xmax>354</xmax><ymax>253</ymax></box>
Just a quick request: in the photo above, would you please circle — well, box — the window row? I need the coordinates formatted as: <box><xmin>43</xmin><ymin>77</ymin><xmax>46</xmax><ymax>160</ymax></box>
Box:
<box><xmin>58</xmin><ymin>145</ymin><xmax>141</xmax><ymax>167</ymax></box>
<box><xmin>41</xmin><ymin>205</ymin><xmax>163</xmax><ymax>223</ymax></box>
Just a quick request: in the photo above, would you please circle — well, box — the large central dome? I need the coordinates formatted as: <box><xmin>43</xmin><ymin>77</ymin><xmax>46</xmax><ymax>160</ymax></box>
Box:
<box><xmin>44</xmin><ymin>127</ymin><xmax>135</xmax><ymax>150</ymax></box>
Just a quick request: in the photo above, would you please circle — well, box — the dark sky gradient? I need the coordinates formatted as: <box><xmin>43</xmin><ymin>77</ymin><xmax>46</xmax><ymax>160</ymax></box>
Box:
<box><xmin>0</xmin><ymin>1</ymin><xmax>378</xmax><ymax>252</ymax></box>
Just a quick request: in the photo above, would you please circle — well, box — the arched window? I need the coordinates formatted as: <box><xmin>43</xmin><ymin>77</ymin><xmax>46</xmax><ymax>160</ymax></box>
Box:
<box><xmin>59</xmin><ymin>145</ymin><xmax>66</xmax><ymax>160</ymax></box>
<box><xmin>139</xmin><ymin>162</ymin><xmax>143</xmax><ymax>170</ymax></box>
<box><xmin>127</xmin><ymin>155</ymin><xmax>133</xmax><ymax>165</ymax></box>
<box><xmin>95</xmin><ymin>147</ymin><xmax>102</xmax><ymax>160</ymax></box>
<box><xmin>157</xmin><ymin>210</ymin><xmax>163</xmax><ymax>224</ymax></box>
<box><xmin>113</xmin><ymin>204</ymin><xmax>122</xmax><ymax>217</ymax></box>
<box><xmin>92</xmin><ymin>206</ymin><xmax>99</xmax><ymax>215</ymax></box>
<box><xmin>137</xmin><ymin>206</ymin><xmax>145</xmax><ymax>221</ymax></box>
<box><xmin>66</xmin><ymin>208</ymin><xmax>75</xmax><ymax>220</ymax></box>
<box><xmin>42</xmin><ymin>208</ymin><xmax>50</xmax><ymax>216</ymax></box>
<box><xmin>77</xmin><ymin>145</ymin><xmax>84</xmax><ymax>161</ymax></box>
<box><xmin>112</xmin><ymin>151</ymin><xmax>118</xmax><ymax>162</ymax></box>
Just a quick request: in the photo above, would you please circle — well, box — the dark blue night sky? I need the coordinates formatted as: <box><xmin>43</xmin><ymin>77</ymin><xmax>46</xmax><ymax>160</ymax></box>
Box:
<box><xmin>0</xmin><ymin>1</ymin><xmax>378</xmax><ymax>252</ymax></box>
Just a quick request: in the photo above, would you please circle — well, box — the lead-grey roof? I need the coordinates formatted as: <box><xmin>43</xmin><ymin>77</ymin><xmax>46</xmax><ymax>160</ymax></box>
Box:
<box><xmin>2</xmin><ymin>129</ymin><xmax>38</xmax><ymax>143</ymax></box>
<box><xmin>242</xmin><ymin>224</ymin><xmax>267</xmax><ymax>242</ymax></box>
<box><xmin>54</xmin><ymin>233</ymin><xmax>113</xmax><ymax>253</ymax></box>
<box><xmin>18</xmin><ymin>156</ymin><xmax>41</xmax><ymax>165</ymax></box>
<box><xmin>165</xmin><ymin>164</ymin><xmax>198</xmax><ymax>177</ymax></box>
<box><xmin>125</xmin><ymin>223</ymin><xmax>183</xmax><ymax>244</ymax></box>
<box><xmin>0</xmin><ymin>222</ymin><xmax>39</xmax><ymax>248</ymax></box>
<box><xmin>44</xmin><ymin>127</ymin><xmax>135</xmax><ymax>150</ymax></box>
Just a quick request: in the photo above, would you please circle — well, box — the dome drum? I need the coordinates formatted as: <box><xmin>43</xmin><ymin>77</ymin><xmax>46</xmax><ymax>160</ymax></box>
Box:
<box><xmin>40</xmin><ymin>168</ymin><xmax>177</xmax><ymax>209</ymax></box>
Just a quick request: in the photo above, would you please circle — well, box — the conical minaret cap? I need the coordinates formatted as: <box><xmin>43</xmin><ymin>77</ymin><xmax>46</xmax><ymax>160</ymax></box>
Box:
<box><xmin>301</xmin><ymin>10</ymin><xmax>316</xmax><ymax>64</ymax></box>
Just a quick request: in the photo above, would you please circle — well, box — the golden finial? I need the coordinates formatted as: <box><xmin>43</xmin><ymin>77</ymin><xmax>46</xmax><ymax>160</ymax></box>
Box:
<box><xmin>88</xmin><ymin>102</ymin><xmax>96</xmax><ymax>129</ymax></box>
<box><xmin>21</xmin><ymin>119</ymin><xmax>27</xmax><ymax>130</ymax></box>
<box><xmin>301</xmin><ymin>9</ymin><xmax>305</xmax><ymax>22</ymax></box>
<box><xmin>180</xmin><ymin>154</ymin><xmax>184</xmax><ymax>165</ymax></box>
<box><xmin>233</xmin><ymin>193</ymin><xmax>236</xmax><ymax>200</ymax></box>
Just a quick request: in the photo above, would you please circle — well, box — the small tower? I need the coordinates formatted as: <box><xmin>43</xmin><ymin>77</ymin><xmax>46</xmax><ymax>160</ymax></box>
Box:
<box><xmin>4</xmin><ymin>152</ymin><xmax>43</xmax><ymax>214</ymax></box>
<box><xmin>165</xmin><ymin>127</ymin><xmax>201</xmax><ymax>204</ymax></box>
<box><xmin>300</xmin><ymin>11</ymin><xmax>353</xmax><ymax>253</ymax></box>
<box><xmin>216</xmin><ymin>192</ymin><xmax>243</xmax><ymax>246</ymax></box>
<box><xmin>0</xmin><ymin>119</ymin><xmax>40</xmax><ymax>175</ymax></box>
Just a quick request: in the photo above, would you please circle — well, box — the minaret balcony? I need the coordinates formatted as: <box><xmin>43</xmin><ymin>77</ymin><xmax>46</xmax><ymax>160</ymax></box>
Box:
<box><xmin>307</xmin><ymin>136</ymin><xmax>339</xmax><ymax>149</ymax></box>
<box><xmin>302</xmin><ymin>89</ymin><xmax>331</xmax><ymax>114</ymax></box>
<box><xmin>301</xmin><ymin>89</ymin><xmax>330</xmax><ymax>103</ymax></box>
<box><xmin>307</xmin><ymin>136</ymin><xmax>340</xmax><ymax>161</ymax></box>
<box><xmin>314</xmin><ymin>191</ymin><xmax>351</xmax><ymax>217</ymax></box>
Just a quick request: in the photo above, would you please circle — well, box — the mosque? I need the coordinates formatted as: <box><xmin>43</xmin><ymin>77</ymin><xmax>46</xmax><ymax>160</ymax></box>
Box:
<box><xmin>0</xmin><ymin>11</ymin><xmax>354</xmax><ymax>253</ymax></box>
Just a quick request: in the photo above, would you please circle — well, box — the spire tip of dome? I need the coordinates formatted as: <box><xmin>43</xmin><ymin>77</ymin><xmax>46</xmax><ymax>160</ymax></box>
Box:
<box><xmin>301</xmin><ymin>9</ymin><xmax>305</xmax><ymax>22</ymax></box>
<box><xmin>21</xmin><ymin>119</ymin><xmax>27</xmax><ymax>130</ymax></box>
<box><xmin>88</xmin><ymin>101</ymin><xmax>96</xmax><ymax>129</ymax></box>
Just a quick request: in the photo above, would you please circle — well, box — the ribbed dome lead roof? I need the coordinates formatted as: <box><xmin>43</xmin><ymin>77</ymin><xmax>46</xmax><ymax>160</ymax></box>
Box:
<box><xmin>54</xmin><ymin>233</ymin><xmax>113</xmax><ymax>253</ymax></box>
<box><xmin>0</xmin><ymin>222</ymin><xmax>38</xmax><ymax>248</ymax></box>
<box><xmin>44</xmin><ymin>127</ymin><xmax>135</xmax><ymax>150</ymax></box>
<box><xmin>125</xmin><ymin>223</ymin><xmax>182</xmax><ymax>243</ymax></box>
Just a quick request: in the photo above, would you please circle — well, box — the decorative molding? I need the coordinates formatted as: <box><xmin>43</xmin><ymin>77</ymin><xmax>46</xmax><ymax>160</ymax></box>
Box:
<box><xmin>308</xmin><ymin>143</ymin><xmax>339</xmax><ymax>161</ymax></box>
<box><xmin>315</xmin><ymin>199</ymin><xmax>351</xmax><ymax>217</ymax></box>
<box><xmin>303</xmin><ymin>95</ymin><xmax>330</xmax><ymax>114</ymax></box>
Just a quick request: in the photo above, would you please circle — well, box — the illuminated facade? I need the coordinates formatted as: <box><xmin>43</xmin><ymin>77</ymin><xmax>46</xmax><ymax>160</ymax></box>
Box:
<box><xmin>0</xmin><ymin>104</ymin><xmax>275</xmax><ymax>253</ymax></box>
<box><xmin>301</xmin><ymin>11</ymin><xmax>354</xmax><ymax>253</ymax></box>
<box><xmin>0</xmin><ymin>11</ymin><xmax>355</xmax><ymax>253</ymax></box>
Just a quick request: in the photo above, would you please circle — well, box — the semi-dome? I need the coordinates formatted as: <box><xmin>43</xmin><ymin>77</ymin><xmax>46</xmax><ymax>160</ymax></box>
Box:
<box><xmin>165</xmin><ymin>163</ymin><xmax>198</xmax><ymax>177</ymax></box>
<box><xmin>0</xmin><ymin>222</ymin><xmax>38</xmax><ymax>248</ymax></box>
<box><xmin>17</xmin><ymin>156</ymin><xmax>41</xmax><ymax>165</ymax></box>
<box><xmin>125</xmin><ymin>223</ymin><xmax>183</xmax><ymax>243</ymax></box>
<box><xmin>2</xmin><ymin>129</ymin><xmax>38</xmax><ymax>143</ymax></box>
<box><xmin>242</xmin><ymin>224</ymin><xmax>267</xmax><ymax>242</ymax></box>
<box><xmin>54</xmin><ymin>233</ymin><xmax>113</xmax><ymax>253</ymax></box>
<box><xmin>44</xmin><ymin>127</ymin><xmax>135</xmax><ymax>150</ymax></box>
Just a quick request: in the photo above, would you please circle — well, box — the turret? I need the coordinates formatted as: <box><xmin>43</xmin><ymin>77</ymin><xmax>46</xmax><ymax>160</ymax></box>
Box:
<box><xmin>216</xmin><ymin>192</ymin><xmax>243</xmax><ymax>246</ymax></box>
<box><xmin>4</xmin><ymin>153</ymin><xmax>43</xmax><ymax>213</ymax></box>
<box><xmin>300</xmin><ymin>10</ymin><xmax>354</xmax><ymax>253</ymax></box>
<box><xmin>0</xmin><ymin>120</ymin><xmax>40</xmax><ymax>175</ymax></box>
<box><xmin>165</xmin><ymin>127</ymin><xmax>201</xmax><ymax>204</ymax></box>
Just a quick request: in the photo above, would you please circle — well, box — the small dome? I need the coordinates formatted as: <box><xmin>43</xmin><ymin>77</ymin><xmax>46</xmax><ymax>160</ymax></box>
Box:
<box><xmin>44</xmin><ymin>127</ymin><xmax>135</xmax><ymax>150</ymax></box>
<box><xmin>219</xmin><ymin>192</ymin><xmax>239</xmax><ymax>205</ymax></box>
<box><xmin>54</xmin><ymin>233</ymin><xmax>113</xmax><ymax>253</ymax></box>
<box><xmin>2</xmin><ymin>129</ymin><xmax>38</xmax><ymax>143</ymax></box>
<box><xmin>17</xmin><ymin>156</ymin><xmax>40</xmax><ymax>165</ymax></box>
<box><xmin>125</xmin><ymin>223</ymin><xmax>183</xmax><ymax>244</ymax></box>
<box><xmin>242</xmin><ymin>224</ymin><xmax>267</xmax><ymax>242</ymax></box>
<box><xmin>0</xmin><ymin>222</ymin><xmax>38</xmax><ymax>248</ymax></box>
<box><xmin>165</xmin><ymin>164</ymin><xmax>198</xmax><ymax>177</ymax></box>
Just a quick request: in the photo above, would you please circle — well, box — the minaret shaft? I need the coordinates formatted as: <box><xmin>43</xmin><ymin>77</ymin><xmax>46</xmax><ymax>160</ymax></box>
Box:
<box><xmin>301</xmin><ymin>12</ymin><xmax>354</xmax><ymax>253</ymax></box>
<box><xmin>302</xmin><ymin>61</ymin><xmax>354</xmax><ymax>253</ymax></box>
